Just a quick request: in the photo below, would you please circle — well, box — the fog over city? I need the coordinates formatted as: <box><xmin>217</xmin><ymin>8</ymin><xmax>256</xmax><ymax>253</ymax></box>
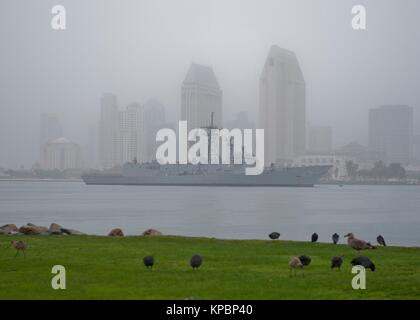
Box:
<box><xmin>1</xmin><ymin>0</ymin><xmax>419</xmax><ymax>168</ymax></box>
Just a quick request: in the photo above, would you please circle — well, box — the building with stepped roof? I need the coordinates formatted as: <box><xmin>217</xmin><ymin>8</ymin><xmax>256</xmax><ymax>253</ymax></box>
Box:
<box><xmin>258</xmin><ymin>46</ymin><xmax>306</xmax><ymax>165</ymax></box>
<box><xmin>181</xmin><ymin>63</ymin><xmax>223</xmax><ymax>129</ymax></box>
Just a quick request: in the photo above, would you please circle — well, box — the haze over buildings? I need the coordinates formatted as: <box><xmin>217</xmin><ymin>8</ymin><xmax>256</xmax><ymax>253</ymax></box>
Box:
<box><xmin>40</xmin><ymin>113</ymin><xmax>63</xmax><ymax>161</ymax></box>
<box><xmin>143</xmin><ymin>99</ymin><xmax>166</xmax><ymax>163</ymax></box>
<box><xmin>368</xmin><ymin>105</ymin><xmax>413</xmax><ymax>165</ymax></box>
<box><xmin>1</xmin><ymin>1</ymin><xmax>420</xmax><ymax>169</ymax></box>
<box><xmin>307</xmin><ymin>125</ymin><xmax>333</xmax><ymax>154</ymax></box>
<box><xmin>99</xmin><ymin>93</ymin><xmax>119</xmax><ymax>168</ymax></box>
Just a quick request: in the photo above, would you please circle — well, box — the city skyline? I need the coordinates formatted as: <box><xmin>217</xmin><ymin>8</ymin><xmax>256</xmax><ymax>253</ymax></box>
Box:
<box><xmin>19</xmin><ymin>58</ymin><xmax>420</xmax><ymax>170</ymax></box>
<box><xmin>1</xmin><ymin>0</ymin><xmax>420</xmax><ymax>168</ymax></box>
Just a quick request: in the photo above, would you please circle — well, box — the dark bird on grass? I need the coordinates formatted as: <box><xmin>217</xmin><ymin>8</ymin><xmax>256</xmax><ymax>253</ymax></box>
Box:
<box><xmin>351</xmin><ymin>256</ymin><xmax>375</xmax><ymax>271</ymax></box>
<box><xmin>269</xmin><ymin>232</ymin><xmax>281</xmax><ymax>240</ymax></box>
<box><xmin>331</xmin><ymin>256</ymin><xmax>343</xmax><ymax>270</ymax></box>
<box><xmin>143</xmin><ymin>256</ymin><xmax>154</xmax><ymax>269</ymax></box>
<box><xmin>10</xmin><ymin>240</ymin><xmax>28</xmax><ymax>258</ymax></box>
<box><xmin>190</xmin><ymin>254</ymin><xmax>203</xmax><ymax>270</ymax></box>
<box><xmin>311</xmin><ymin>233</ymin><xmax>319</xmax><ymax>243</ymax></box>
<box><xmin>377</xmin><ymin>235</ymin><xmax>387</xmax><ymax>247</ymax></box>
<box><xmin>289</xmin><ymin>257</ymin><xmax>304</xmax><ymax>277</ymax></box>
<box><xmin>344</xmin><ymin>233</ymin><xmax>375</xmax><ymax>252</ymax></box>
<box><xmin>332</xmin><ymin>233</ymin><xmax>340</xmax><ymax>245</ymax></box>
<box><xmin>299</xmin><ymin>255</ymin><xmax>311</xmax><ymax>267</ymax></box>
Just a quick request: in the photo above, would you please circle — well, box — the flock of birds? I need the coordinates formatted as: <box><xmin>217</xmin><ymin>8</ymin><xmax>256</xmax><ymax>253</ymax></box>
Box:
<box><xmin>268</xmin><ymin>232</ymin><xmax>385</xmax><ymax>276</ymax></box>
<box><xmin>5</xmin><ymin>232</ymin><xmax>386</xmax><ymax>275</ymax></box>
<box><xmin>5</xmin><ymin>240</ymin><xmax>204</xmax><ymax>270</ymax></box>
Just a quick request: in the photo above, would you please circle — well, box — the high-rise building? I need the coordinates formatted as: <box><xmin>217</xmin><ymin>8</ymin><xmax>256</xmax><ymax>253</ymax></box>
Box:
<box><xmin>307</xmin><ymin>125</ymin><xmax>333</xmax><ymax>153</ymax></box>
<box><xmin>41</xmin><ymin>137</ymin><xmax>82</xmax><ymax>170</ymax></box>
<box><xmin>181</xmin><ymin>63</ymin><xmax>223</xmax><ymax>129</ymax></box>
<box><xmin>413</xmin><ymin>135</ymin><xmax>420</xmax><ymax>163</ymax></box>
<box><xmin>258</xmin><ymin>46</ymin><xmax>306</xmax><ymax>165</ymax></box>
<box><xmin>143</xmin><ymin>99</ymin><xmax>166</xmax><ymax>162</ymax></box>
<box><xmin>87</xmin><ymin>124</ymin><xmax>97</xmax><ymax>168</ymax></box>
<box><xmin>99</xmin><ymin>93</ymin><xmax>118</xmax><ymax>169</ymax></box>
<box><xmin>368</xmin><ymin>105</ymin><xmax>413</xmax><ymax>165</ymax></box>
<box><xmin>98</xmin><ymin>94</ymin><xmax>146</xmax><ymax>167</ymax></box>
<box><xmin>40</xmin><ymin>113</ymin><xmax>63</xmax><ymax>160</ymax></box>
<box><xmin>116</xmin><ymin>103</ymin><xmax>144</xmax><ymax>164</ymax></box>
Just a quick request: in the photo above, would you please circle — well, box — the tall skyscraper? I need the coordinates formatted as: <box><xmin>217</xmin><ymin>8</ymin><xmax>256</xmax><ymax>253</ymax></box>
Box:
<box><xmin>116</xmin><ymin>103</ymin><xmax>144</xmax><ymax>164</ymax></box>
<box><xmin>143</xmin><ymin>99</ymin><xmax>166</xmax><ymax>162</ymax></box>
<box><xmin>99</xmin><ymin>93</ymin><xmax>118</xmax><ymax>169</ymax></box>
<box><xmin>258</xmin><ymin>46</ymin><xmax>306</xmax><ymax>165</ymax></box>
<box><xmin>413</xmin><ymin>135</ymin><xmax>420</xmax><ymax>163</ymax></box>
<box><xmin>87</xmin><ymin>124</ymin><xmax>97</xmax><ymax>168</ymax></box>
<box><xmin>181</xmin><ymin>63</ymin><xmax>223</xmax><ymax>129</ymax></box>
<box><xmin>368</xmin><ymin>105</ymin><xmax>413</xmax><ymax>165</ymax></box>
<box><xmin>99</xmin><ymin>94</ymin><xmax>146</xmax><ymax>168</ymax></box>
<box><xmin>40</xmin><ymin>113</ymin><xmax>63</xmax><ymax>161</ymax></box>
<box><xmin>307</xmin><ymin>125</ymin><xmax>333</xmax><ymax>153</ymax></box>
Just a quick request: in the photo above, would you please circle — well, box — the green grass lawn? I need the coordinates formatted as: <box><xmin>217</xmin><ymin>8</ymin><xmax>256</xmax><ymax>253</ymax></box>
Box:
<box><xmin>0</xmin><ymin>235</ymin><xmax>419</xmax><ymax>300</ymax></box>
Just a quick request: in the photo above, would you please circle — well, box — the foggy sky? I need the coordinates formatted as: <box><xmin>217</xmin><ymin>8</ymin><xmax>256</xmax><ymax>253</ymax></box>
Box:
<box><xmin>1</xmin><ymin>0</ymin><xmax>419</xmax><ymax>168</ymax></box>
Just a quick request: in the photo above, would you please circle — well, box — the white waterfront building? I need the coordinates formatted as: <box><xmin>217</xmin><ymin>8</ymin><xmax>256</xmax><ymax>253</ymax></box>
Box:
<box><xmin>42</xmin><ymin>137</ymin><xmax>82</xmax><ymax>170</ymax></box>
<box><xmin>258</xmin><ymin>46</ymin><xmax>306</xmax><ymax>166</ymax></box>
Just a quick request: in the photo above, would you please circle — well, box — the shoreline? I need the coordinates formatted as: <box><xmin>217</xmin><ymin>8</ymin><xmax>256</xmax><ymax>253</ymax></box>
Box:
<box><xmin>1</xmin><ymin>178</ymin><xmax>420</xmax><ymax>186</ymax></box>
<box><xmin>1</xmin><ymin>232</ymin><xmax>419</xmax><ymax>249</ymax></box>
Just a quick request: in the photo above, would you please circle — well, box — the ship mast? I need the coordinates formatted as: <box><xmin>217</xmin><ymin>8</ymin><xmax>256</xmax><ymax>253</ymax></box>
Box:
<box><xmin>200</xmin><ymin>112</ymin><xmax>217</xmax><ymax>164</ymax></box>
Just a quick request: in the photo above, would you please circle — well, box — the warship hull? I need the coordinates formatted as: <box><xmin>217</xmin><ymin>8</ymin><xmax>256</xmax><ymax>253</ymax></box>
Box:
<box><xmin>82</xmin><ymin>165</ymin><xmax>331</xmax><ymax>187</ymax></box>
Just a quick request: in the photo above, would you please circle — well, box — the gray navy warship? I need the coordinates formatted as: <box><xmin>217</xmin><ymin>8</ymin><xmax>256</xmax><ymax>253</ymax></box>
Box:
<box><xmin>82</xmin><ymin>161</ymin><xmax>331</xmax><ymax>187</ymax></box>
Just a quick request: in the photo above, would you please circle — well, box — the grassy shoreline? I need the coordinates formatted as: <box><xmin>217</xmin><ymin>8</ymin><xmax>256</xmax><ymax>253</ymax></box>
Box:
<box><xmin>1</xmin><ymin>235</ymin><xmax>419</xmax><ymax>300</ymax></box>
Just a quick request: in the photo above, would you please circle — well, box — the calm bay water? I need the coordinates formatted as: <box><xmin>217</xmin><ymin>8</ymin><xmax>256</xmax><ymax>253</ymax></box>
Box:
<box><xmin>0</xmin><ymin>180</ymin><xmax>419</xmax><ymax>247</ymax></box>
